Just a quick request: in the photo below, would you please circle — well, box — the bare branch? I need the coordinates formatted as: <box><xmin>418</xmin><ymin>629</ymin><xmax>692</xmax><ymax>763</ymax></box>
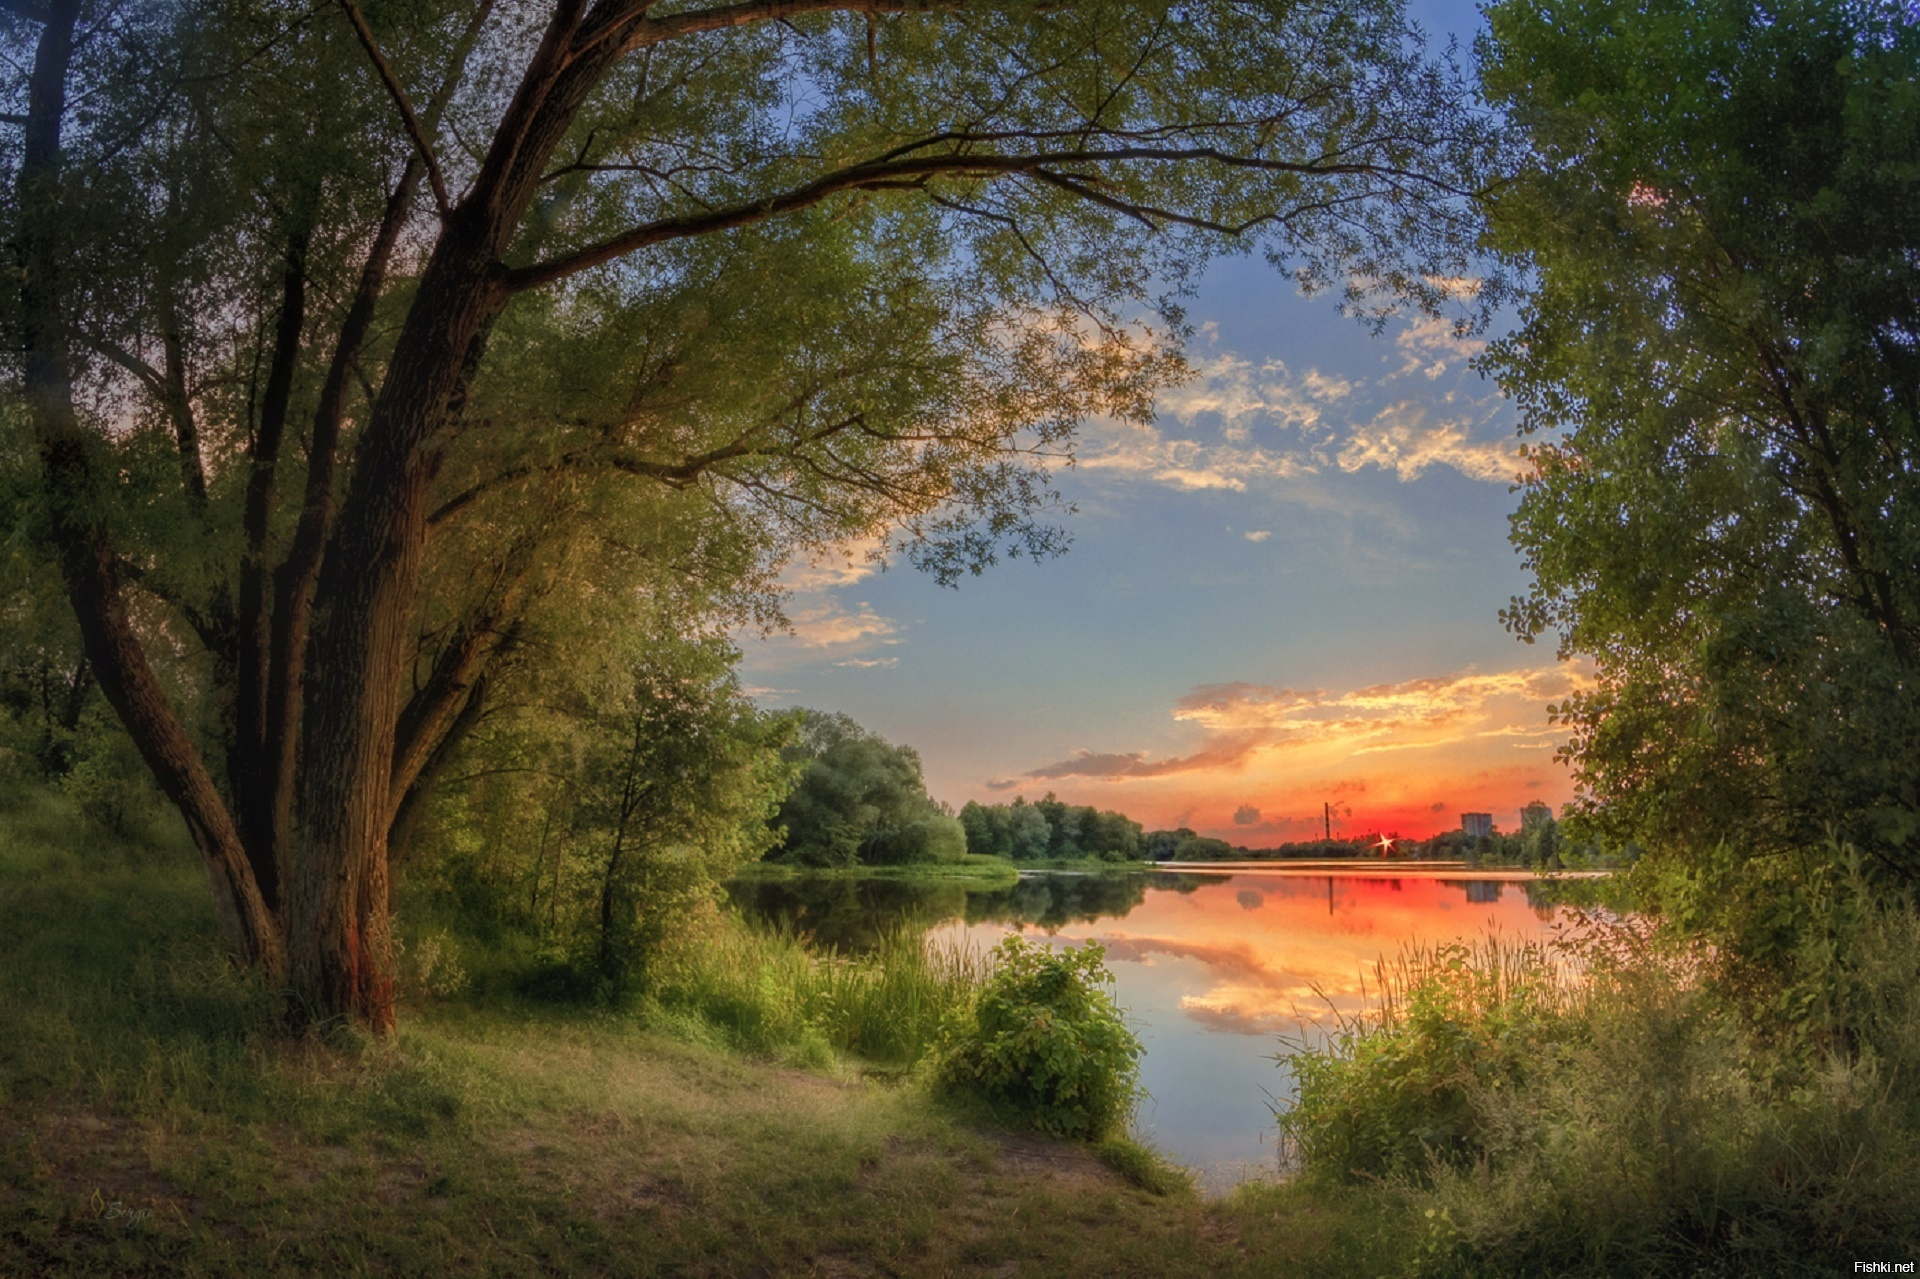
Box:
<box><xmin>338</xmin><ymin>0</ymin><xmax>453</xmax><ymax>217</ymax></box>
<box><xmin>501</xmin><ymin>142</ymin><xmax>1448</xmax><ymax>293</ymax></box>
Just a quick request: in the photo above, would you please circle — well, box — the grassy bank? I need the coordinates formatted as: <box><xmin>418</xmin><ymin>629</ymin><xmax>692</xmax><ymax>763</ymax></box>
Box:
<box><xmin>0</xmin><ymin>788</ymin><xmax>1411</xmax><ymax>1277</ymax></box>
<box><xmin>735</xmin><ymin>854</ymin><xmax>1171</xmax><ymax>881</ymax></box>
<box><xmin>735</xmin><ymin>853</ymin><xmax>1022</xmax><ymax>886</ymax></box>
<box><xmin>1282</xmin><ymin>900</ymin><xmax>1920</xmax><ymax>1277</ymax></box>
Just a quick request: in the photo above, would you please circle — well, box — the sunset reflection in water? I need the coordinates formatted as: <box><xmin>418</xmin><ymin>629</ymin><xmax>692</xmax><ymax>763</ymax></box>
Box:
<box><xmin>925</xmin><ymin>870</ymin><xmax>1575</xmax><ymax>1183</ymax></box>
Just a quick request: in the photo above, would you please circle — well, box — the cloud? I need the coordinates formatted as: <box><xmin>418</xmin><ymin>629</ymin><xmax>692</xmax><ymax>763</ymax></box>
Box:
<box><xmin>783</xmin><ymin>599</ymin><xmax>897</xmax><ymax>649</ymax></box>
<box><xmin>776</xmin><ymin>535</ymin><xmax>889</xmax><ymax>592</ymax></box>
<box><xmin>1156</xmin><ymin>353</ymin><xmax>1355</xmax><ymax>436</ymax></box>
<box><xmin>1073</xmin><ymin>415</ymin><xmax>1312</xmax><ymax>491</ymax></box>
<box><xmin>1233</xmin><ymin>804</ymin><xmax>1261</xmax><ymax>826</ymax></box>
<box><xmin>1243</xmin><ymin>530</ymin><xmax>1271</xmax><ymax>542</ymax></box>
<box><xmin>835</xmin><ymin>656</ymin><xmax>899</xmax><ymax>669</ymax></box>
<box><xmin>1336</xmin><ymin>402</ymin><xmax>1522</xmax><ymax>483</ymax></box>
<box><xmin>746</xmin><ymin>534</ymin><xmax>902</xmax><ymax>664</ymax></box>
<box><xmin>1393</xmin><ymin>315</ymin><xmax>1487</xmax><ymax>379</ymax></box>
<box><xmin>1351</xmin><ymin>737</ymin><xmax>1466</xmax><ymax>755</ymax></box>
<box><xmin>739</xmin><ymin>684</ymin><xmax>795</xmax><ymax>699</ymax></box>
<box><xmin>1302</xmin><ymin>369</ymin><xmax>1355</xmax><ymax>400</ymax></box>
<box><xmin>1067</xmin><ymin>333</ymin><xmax>1523</xmax><ymax>496</ymax></box>
<box><xmin>1000</xmin><ymin>663</ymin><xmax>1588</xmax><ymax>785</ymax></box>
<box><xmin>1010</xmin><ymin>742</ymin><xmax>1265</xmax><ymax>782</ymax></box>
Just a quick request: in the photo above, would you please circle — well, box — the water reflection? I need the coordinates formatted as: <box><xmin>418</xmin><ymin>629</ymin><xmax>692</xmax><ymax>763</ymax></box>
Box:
<box><xmin>725</xmin><ymin>867</ymin><xmax>1587</xmax><ymax>1182</ymax></box>
<box><xmin>724</xmin><ymin>871</ymin><xmax>1211</xmax><ymax>952</ymax></box>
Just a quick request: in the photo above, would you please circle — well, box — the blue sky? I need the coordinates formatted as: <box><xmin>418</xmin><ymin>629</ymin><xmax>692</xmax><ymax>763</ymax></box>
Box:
<box><xmin>737</xmin><ymin>0</ymin><xmax>1582</xmax><ymax>842</ymax></box>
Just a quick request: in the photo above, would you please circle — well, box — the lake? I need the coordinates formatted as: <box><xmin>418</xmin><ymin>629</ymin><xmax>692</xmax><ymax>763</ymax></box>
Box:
<box><xmin>726</xmin><ymin>865</ymin><xmax>1594</xmax><ymax>1188</ymax></box>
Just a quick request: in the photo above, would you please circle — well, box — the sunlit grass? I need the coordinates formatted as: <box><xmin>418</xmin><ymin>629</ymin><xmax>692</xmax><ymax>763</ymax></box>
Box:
<box><xmin>8</xmin><ymin>787</ymin><xmax>1414</xmax><ymax>1276</ymax></box>
<box><xmin>1280</xmin><ymin>904</ymin><xmax>1920</xmax><ymax>1276</ymax></box>
<box><xmin>648</xmin><ymin>912</ymin><xmax>991</xmax><ymax>1067</ymax></box>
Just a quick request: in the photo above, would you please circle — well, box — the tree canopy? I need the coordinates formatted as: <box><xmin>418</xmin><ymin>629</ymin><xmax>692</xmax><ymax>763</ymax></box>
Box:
<box><xmin>960</xmin><ymin>794</ymin><xmax>1145</xmax><ymax>861</ymax></box>
<box><xmin>4</xmin><ymin>0</ymin><xmax>1500</xmax><ymax>1028</ymax></box>
<box><xmin>770</xmin><ymin>710</ymin><xmax>965</xmax><ymax>867</ymax></box>
<box><xmin>1482</xmin><ymin>0</ymin><xmax>1920</xmax><ymax>876</ymax></box>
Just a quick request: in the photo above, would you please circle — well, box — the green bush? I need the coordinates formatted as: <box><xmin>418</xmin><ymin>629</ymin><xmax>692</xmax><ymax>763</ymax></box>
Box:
<box><xmin>1279</xmin><ymin>884</ymin><xmax>1920</xmax><ymax>1277</ymax></box>
<box><xmin>1281</xmin><ymin>937</ymin><xmax>1581</xmax><ymax>1181</ymax></box>
<box><xmin>642</xmin><ymin>911</ymin><xmax>987</xmax><ymax>1066</ymax></box>
<box><xmin>934</xmin><ymin>935</ymin><xmax>1142</xmax><ymax>1140</ymax></box>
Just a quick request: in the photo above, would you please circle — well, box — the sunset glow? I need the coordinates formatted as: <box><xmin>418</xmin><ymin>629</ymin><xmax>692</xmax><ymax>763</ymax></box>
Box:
<box><xmin>740</xmin><ymin>244</ymin><xmax>1576</xmax><ymax>843</ymax></box>
<box><xmin>938</xmin><ymin>872</ymin><xmax>1562</xmax><ymax>1035</ymax></box>
<box><xmin>919</xmin><ymin>867</ymin><xmax>1574</xmax><ymax>1169</ymax></box>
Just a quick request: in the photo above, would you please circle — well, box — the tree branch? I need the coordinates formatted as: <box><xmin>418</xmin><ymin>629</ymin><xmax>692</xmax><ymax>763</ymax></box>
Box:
<box><xmin>501</xmin><ymin>143</ymin><xmax>1441</xmax><ymax>293</ymax></box>
<box><xmin>338</xmin><ymin>0</ymin><xmax>453</xmax><ymax>217</ymax></box>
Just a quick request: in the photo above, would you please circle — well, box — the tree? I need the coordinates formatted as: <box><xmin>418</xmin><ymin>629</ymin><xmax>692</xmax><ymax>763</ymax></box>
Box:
<box><xmin>580</xmin><ymin>640</ymin><xmax>794</xmax><ymax>986</ymax></box>
<box><xmin>5</xmin><ymin>0</ymin><xmax>1499</xmax><ymax>1030</ymax></box>
<box><xmin>958</xmin><ymin>794</ymin><xmax>1143</xmax><ymax>860</ymax></box>
<box><xmin>770</xmin><ymin>710</ymin><xmax>963</xmax><ymax>866</ymax></box>
<box><xmin>1482</xmin><ymin>0</ymin><xmax>1920</xmax><ymax>877</ymax></box>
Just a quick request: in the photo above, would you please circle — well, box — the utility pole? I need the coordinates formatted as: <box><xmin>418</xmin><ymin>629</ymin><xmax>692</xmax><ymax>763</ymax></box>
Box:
<box><xmin>1324</xmin><ymin>801</ymin><xmax>1331</xmax><ymax>843</ymax></box>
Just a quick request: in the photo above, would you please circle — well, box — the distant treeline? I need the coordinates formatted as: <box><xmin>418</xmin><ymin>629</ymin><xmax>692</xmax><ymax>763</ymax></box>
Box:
<box><xmin>761</xmin><ymin>710</ymin><xmax>1623</xmax><ymax>871</ymax></box>
<box><xmin>957</xmin><ymin>798</ymin><xmax>1246</xmax><ymax>863</ymax></box>
<box><xmin>957</xmin><ymin>796</ymin><xmax>1142</xmax><ymax>861</ymax></box>
<box><xmin>767</xmin><ymin>711</ymin><xmax>967</xmax><ymax>868</ymax></box>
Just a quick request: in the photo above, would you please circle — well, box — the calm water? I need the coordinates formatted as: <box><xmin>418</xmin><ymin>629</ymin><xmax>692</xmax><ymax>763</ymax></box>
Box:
<box><xmin>726</xmin><ymin>867</ymin><xmax>1588</xmax><ymax>1185</ymax></box>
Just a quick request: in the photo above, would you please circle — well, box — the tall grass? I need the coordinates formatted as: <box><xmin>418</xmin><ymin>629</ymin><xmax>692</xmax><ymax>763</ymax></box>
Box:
<box><xmin>1279</xmin><ymin>893</ymin><xmax>1920</xmax><ymax>1277</ymax></box>
<box><xmin>1281</xmin><ymin>934</ymin><xmax>1588</xmax><ymax>1180</ymax></box>
<box><xmin>646</xmin><ymin>912</ymin><xmax>989</xmax><ymax>1067</ymax></box>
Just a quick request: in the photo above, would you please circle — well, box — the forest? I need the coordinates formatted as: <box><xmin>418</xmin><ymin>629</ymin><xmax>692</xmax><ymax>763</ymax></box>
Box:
<box><xmin>2</xmin><ymin>0</ymin><xmax>1917</xmax><ymax>1273</ymax></box>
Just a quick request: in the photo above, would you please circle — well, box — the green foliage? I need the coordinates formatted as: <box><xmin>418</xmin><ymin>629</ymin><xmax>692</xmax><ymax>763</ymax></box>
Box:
<box><xmin>578</xmin><ymin>642</ymin><xmax>798</xmax><ymax>987</ymax></box>
<box><xmin>1481</xmin><ymin>0</ymin><xmax>1920</xmax><ymax>877</ymax></box>
<box><xmin>935</xmin><ymin>935</ymin><xmax>1143</xmax><ymax>1140</ymax></box>
<box><xmin>1095</xmin><ymin>1134</ymin><xmax>1195</xmax><ymax>1198</ymax></box>
<box><xmin>960</xmin><ymin>794</ymin><xmax>1145</xmax><ymax>861</ymax></box>
<box><xmin>1281</xmin><ymin>937</ymin><xmax>1582</xmax><ymax>1181</ymax></box>
<box><xmin>1280</xmin><ymin>877</ymin><xmax>1920</xmax><ymax>1275</ymax></box>
<box><xmin>1144</xmin><ymin>827</ymin><xmax>1238</xmax><ymax>861</ymax></box>
<box><xmin>1631</xmin><ymin>840</ymin><xmax>1920</xmax><ymax>1070</ymax></box>
<box><xmin>771</xmin><ymin>711</ymin><xmax>964</xmax><ymax>868</ymax></box>
<box><xmin>404</xmin><ymin>631</ymin><xmax>796</xmax><ymax>1000</ymax></box>
<box><xmin>642</xmin><ymin>911</ymin><xmax>988</xmax><ymax>1067</ymax></box>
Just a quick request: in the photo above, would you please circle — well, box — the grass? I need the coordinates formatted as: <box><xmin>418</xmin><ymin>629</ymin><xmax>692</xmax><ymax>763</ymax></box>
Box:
<box><xmin>0</xmin><ymin>784</ymin><xmax>1414</xmax><ymax>1277</ymax></box>
<box><xmin>1281</xmin><ymin>906</ymin><xmax>1920</xmax><ymax>1277</ymax></box>
<box><xmin>735</xmin><ymin>854</ymin><xmax>1022</xmax><ymax>885</ymax></box>
<box><xmin>645</xmin><ymin>912</ymin><xmax>991</xmax><ymax>1067</ymax></box>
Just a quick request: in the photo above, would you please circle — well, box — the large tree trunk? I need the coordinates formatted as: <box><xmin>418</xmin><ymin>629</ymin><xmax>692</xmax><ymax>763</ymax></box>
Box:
<box><xmin>15</xmin><ymin>0</ymin><xmax>284</xmax><ymax>981</ymax></box>
<box><xmin>281</xmin><ymin>5</ymin><xmax>627</xmax><ymax>1030</ymax></box>
<box><xmin>287</xmin><ymin>230</ymin><xmax>506</xmax><ymax>1030</ymax></box>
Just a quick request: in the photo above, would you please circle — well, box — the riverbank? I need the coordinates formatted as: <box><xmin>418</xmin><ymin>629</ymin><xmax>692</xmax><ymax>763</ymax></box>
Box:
<box><xmin>1158</xmin><ymin>860</ymin><xmax>1614</xmax><ymax>880</ymax></box>
<box><xmin>733</xmin><ymin>853</ymin><xmax>1022</xmax><ymax>886</ymax></box>
<box><xmin>0</xmin><ymin>796</ymin><xmax>1412</xmax><ymax>1277</ymax></box>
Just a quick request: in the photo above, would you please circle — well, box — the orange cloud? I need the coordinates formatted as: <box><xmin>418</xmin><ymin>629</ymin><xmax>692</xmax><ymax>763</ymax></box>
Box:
<box><xmin>982</xmin><ymin>662</ymin><xmax>1588</xmax><ymax>839</ymax></box>
<box><xmin>1336</xmin><ymin>402</ymin><xmax>1521</xmax><ymax>483</ymax></box>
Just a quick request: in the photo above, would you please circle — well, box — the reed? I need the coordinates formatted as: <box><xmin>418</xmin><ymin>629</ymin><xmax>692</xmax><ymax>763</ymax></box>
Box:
<box><xmin>1280</xmin><ymin>897</ymin><xmax>1920</xmax><ymax>1276</ymax></box>
<box><xmin>650</xmin><ymin>914</ymin><xmax>990</xmax><ymax>1067</ymax></box>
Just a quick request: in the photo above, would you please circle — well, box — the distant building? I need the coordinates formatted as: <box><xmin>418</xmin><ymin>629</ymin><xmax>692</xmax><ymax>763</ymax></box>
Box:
<box><xmin>1461</xmin><ymin>812</ymin><xmax>1492</xmax><ymax>839</ymax></box>
<box><xmin>1520</xmin><ymin>801</ymin><xmax>1555</xmax><ymax>831</ymax></box>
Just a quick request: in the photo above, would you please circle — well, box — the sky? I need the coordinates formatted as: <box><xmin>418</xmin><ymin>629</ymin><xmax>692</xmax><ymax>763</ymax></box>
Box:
<box><xmin>736</xmin><ymin>0</ymin><xmax>1583</xmax><ymax>844</ymax></box>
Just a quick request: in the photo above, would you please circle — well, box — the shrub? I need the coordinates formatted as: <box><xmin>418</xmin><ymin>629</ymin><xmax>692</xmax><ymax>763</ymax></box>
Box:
<box><xmin>934</xmin><ymin>935</ymin><xmax>1142</xmax><ymax>1140</ymax></box>
<box><xmin>641</xmin><ymin>911</ymin><xmax>987</xmax><ymax>1065</ymax></box>
<box><xmin>1279</xmin><ymin>887</ymin><xmax>1920</xmax><ymax>1277</ymax></box>
<box><xmin>1281</xmin><ymin>936</ymin><xmax>1582</xmax><ymax>1181</ymax></box>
